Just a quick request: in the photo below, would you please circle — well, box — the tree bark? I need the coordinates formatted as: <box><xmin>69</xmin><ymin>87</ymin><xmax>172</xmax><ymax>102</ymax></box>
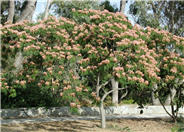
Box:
<box><xmin>96</xmin><ymin>77</ymin><xmax>110</xmax><ymax>97</ymax></box>
<box><xmin>100</xmin><ymin>88</ymin><xmax>126</xmax><ymax>128</ymax></box>
<box><xmin>14</xmin><ymin>52</ymin><xmax>24</xmax><ymax>73</ymax></box>
<box><xmin>96</xmin><ymin>74</ymin><xmax>100</xmax><ymax>97</ymax></box>
<box><xmin>43</xmin><ymin>0</ymin><xmax>53</xmax><ymax>20</ymax></box>
<box><xmin>111</xmin><ymin>78</ymin><xmax>119</xmax><ymax>105</ymax></box>
<box><xmin>100</xmin><ymin>102</ymin><xmax>106</xmax><ymax>128</ymax></box>
<box><xmin>152</xmin><ymin>83</ymin><xmax>160</xmax><ymax>105</ymax></box>
<box><xmin>165</xmin><ymin>88</ymin><xmax>177</xmax><ymax>105</ymax></box>
<box><xmin>17</xmin><ymin>0</ymin><xmax>37</xmax><ymax>22</ymax></box>
<box><xmin>15</xmin><ymin>0</ymin><xmax>37</xmax><ymax>73</ymax></box>
<box><xmin>169</xmin><ymin>1</ymin><xmax>175</xmax><ymax>33</ymax></box>
<box><xmin>7</xmin><ymin>0</ymin><xmax>15</xmax><ymax>23</ymax></box>
<box><xmin>120</xmin><ymin>0</ymin><xmax>126</xmax><ymax>13</ymax></box>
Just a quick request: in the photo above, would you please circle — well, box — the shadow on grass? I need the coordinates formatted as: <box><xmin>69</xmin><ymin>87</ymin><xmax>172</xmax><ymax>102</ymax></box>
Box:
<box><xmin>107</xmin><ymin>124</ymin><xmax>132</xmax><ymax>132</ymax></box>
<box><xmin>22</xmin><ymin>121</ymin><xmax>97</xmax><ymax>131</ymax></box>
<box><xmin>1</xmin><ymin>120</ymin><xmax>100</xmax><ymax>132</ymax></box>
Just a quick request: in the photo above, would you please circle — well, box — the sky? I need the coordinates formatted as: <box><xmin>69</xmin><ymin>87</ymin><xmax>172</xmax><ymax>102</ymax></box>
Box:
<box><xmin>33</xmin><ymin>0</ymin><xmax>135</xmax><ymax>24</ymax></box>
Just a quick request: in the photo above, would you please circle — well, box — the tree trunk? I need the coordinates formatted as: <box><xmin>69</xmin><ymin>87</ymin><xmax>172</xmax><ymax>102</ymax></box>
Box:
<box><xmin>165</xmin><ymin>88</ymin><xmax>177</xmax><ymax>105</ymax></box>
<box><xmin>170</xmin><ymin>1</ymin><xmax>175</xmax><ymax>34</ymax></box>
<box><xmin>96</xmin><ymin>74</ymin><xmax>100</xmax><ymax>97</ymax></box>
<box><xmin>14</xmin><ymin>0</ymin><xmax>37</xmax><ymax>72</ymax></box>
<box><xmin>182</xmin><ymin>79</ymin><xmax>184</xmax><ymax>95</ymax></box>
<box><xmin>100</xmin><ymin>102</ymin><xmax>106</xmax><ymax>128</ymax></box>
<box><xmin>111</xmin><ymin>78</ymin><xmax>118</xmax><ymax>105</ymax></box>
<box><xmin>17</xmin><ymin>0</ymin><xmax>37</xmax><ymax>22</ymax></box>
<box><xmin>14</xmin><ymin>52</ymin><xmax>24</xmax><ymax>72</ymax></box>
<box><xmin>100</xmin><ymin>88</ymin><xmax>126</xmax><ymax>128</ymax></box>
<box><xmin>120</xmin><ymin>0</ymin><xmax>126</xmax><ymax>13</ymax></box>
<box><xmin>7</xmin><ymin>0</ymin><xmax>15</xmax><ymax>23</ymax></box>
<box><xmin>43</xmin><ymin>0</ymin><xmax>53</xmax><ymax>20</ymax></box>
<box><xmin>152</xmin><ymin>83</ymin><xmax>160</xmax><ymax>105</ymax></box>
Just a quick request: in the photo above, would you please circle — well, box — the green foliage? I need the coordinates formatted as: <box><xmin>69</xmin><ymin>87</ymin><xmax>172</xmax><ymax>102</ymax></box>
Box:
<box><xmin>120</xmin><ymin>99</ymin><xmax>135</xmax><ymax>104</ymax></box>
<box><xmin>1</xmin><ymin>9</ymin><xmax>184</xmax><ymax>119</ymax></box>
<box><xmin>1</xmin><ymin>16</ymin><xmax>93</xmax><ymax>108</ymax></box>
<box><xmin>171</xmin><ymin>120</ymin><xmax>184</xmax><ymax>132</ymax></box>
<box><xmin>129</xmin><ymin>1</ymin><xmax>184</xmax><ymax>36</ymax></box>
<box><xmin>100</xmin><ymin>0</ymin><xmax>118</xmax><ymax>13</ymax></box>
<box><xmin>51</xmin><ymin>0</ymin><xmax>101</xmax><ymax>18</ymax></box>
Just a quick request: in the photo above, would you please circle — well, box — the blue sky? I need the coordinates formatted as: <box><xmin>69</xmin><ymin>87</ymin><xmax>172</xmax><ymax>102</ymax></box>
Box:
<box><xmin>33</xmin><ymin>0</ymin><xmax>134</xmax><ymax>24</ymax></box>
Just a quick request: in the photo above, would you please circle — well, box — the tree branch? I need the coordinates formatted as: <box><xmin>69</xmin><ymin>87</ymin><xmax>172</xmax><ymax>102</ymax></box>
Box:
<box><xmin>101</xmin><ymin>88</ymin><xmax>126</xmax><ymax>103</ymax></box>
<box><xmin>159</xmin><ymin>98</ymin><xmax>173</xmax><ymax>118</ymax></box>
<box><xmin>120</xmin><ymin>88</ymin><xmax>128</xmax><ymax>100</ymax></box>
<box><xmin>98</xmin><ymin>78</ymin><xmax>112</xmax><ymax>91</ymax></box>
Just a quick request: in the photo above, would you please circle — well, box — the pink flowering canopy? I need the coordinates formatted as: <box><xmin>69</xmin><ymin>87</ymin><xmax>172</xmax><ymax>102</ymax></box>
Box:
<box><xmin>1</xmin><ymin>9</ymin><xmax>184</xmax><ymax>108</ymax></box>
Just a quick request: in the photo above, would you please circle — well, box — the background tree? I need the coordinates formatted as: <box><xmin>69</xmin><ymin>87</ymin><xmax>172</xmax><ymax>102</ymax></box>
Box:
<box><xmin>7</xmin><ymin>0</ymin><xmax>15</xmax><ymax>23</ymax></box>
<box><xmin>17</xmin><ymin>0</ymin><xmax>37</xmax><ymax>22</ymax></box>
<box><xmin>129</xmin><ymin>0</ymin><xmax>184</xmax><ymax>36</ymax></box>
<box><xmin>129</xmin><ymin>0</ymin><xmax>184</xmax><ymax>105</ymax></box>
<box><xmin>1</xmin><ymin>0</ymin><xmax>37</xmax><ymax>24</ymax></box>
<box><xmin>100</xmin><ymin>0</ymin><xmax>118</xmax><ymax>13</ymax></box>
<box><xmin>43</xmin><ymin>0</ymin><xmax>53</xmax><ymax>20</ymax></box>
<box><xmin>120</xmin><ymin>0</ymin><xmax>126</xmax><ymax>13</ymax></box>
<box><xmin>51</xmin><ymin>0</ymin><xmax>101</xmax><ymax>18</ymax></box>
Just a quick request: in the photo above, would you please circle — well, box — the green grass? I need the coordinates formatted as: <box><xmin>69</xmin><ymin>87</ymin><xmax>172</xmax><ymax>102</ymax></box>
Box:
<box><xmin>120</xmin><ymin>99</ymin><xmax>135</xmax><ymax>105</ymax></box>
<box><xmin>171</xmin><ymin>118</ymin><xmax>184</xmax><ymax>132</ymax></box>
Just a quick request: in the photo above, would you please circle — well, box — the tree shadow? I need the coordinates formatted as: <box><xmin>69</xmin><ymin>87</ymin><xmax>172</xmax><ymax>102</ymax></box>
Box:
<box><xmin>20</xmin><ymin>120</ymin><xmax>99</xmax><ymax>131</ymax></box>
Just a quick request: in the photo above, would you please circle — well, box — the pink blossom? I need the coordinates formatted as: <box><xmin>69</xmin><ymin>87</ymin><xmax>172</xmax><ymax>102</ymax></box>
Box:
<box><xmin>20</xmin><ymin>80</ymin><xmax>26</xmax><ymax>86</ymax></box>
<box><xmin>70</xmin><ymin>102</ymin><xmax>76</xmax><ymax>107</ymax></box>
<box><xmin>45</xmin><ymin>81</ymin><xmax>50</xmax><ymax>86</ymax></box>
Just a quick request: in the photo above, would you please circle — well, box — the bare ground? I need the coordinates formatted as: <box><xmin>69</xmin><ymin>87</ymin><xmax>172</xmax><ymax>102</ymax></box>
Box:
<box><xmin>0</xmin><ymin>118</ymin><xmax>177</xmax><ymax>132</ymax></box>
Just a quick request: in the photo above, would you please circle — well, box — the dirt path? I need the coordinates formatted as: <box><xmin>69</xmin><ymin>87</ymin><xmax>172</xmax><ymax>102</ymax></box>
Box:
<box><xmin>1</xmin><ymin>118</ymin><xmax>176</xmax><ymax>132</ymax></box>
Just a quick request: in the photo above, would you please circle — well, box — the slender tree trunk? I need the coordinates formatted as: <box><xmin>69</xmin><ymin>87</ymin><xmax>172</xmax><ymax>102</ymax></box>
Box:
<box><xmin>43</xmin><ymin>0</ymin><xmax>53</xmax><ymax>20</ymax></box>
<box><xmin>120</xmin><ymin>0</ymin><xmax>126</xmax><ymax>13</ymax></box>
<box><xmin>152</xmin><ymin>83</ymin><xmax>160</xmax><ymax>105</ymax></box>
<box><xmin>100</xmin><ymin>102</ymin><xmax>106</xmax><ymax>128</ymax></box>
<box><xmin>17</xmin><ymin>0</ymin><xmax>37</xmax><ymax>22</ymax></box>
<box><xmin>166</xmin><ymin>78</ymin><xmax>179</xmax><ymax>105</ymax></box>
<box><xmin>170</xmin><ymin>1</ymin><xmax>175</xmax><ymax>34</ymax></box>
<box><xmin>7</xmin><ymin>0</ymin><xmax>15</xmax><ymax>23</ymax></box>
<box><xmin>111</xmin><ymin>78</ymin><xmax>118</xmax><ymax>105</ymax></box>
<box><xmin>165</xmin><ymin>88</ymin><xmax>177</xmax><ymax>105</ymax></box>
<box><xmin>100</xmin><ymin>88</ymin><xmax>125</xmax><ymax>128</ymax></box>
<box><xmin>165</xmin><ymin>95</ymin><xmax>171</xmax><ymax>105</ymax></box>
<box><xmin>96</xmin><ymin>74</ymin><xmax>100</xmax><ymax>97</ymax></box>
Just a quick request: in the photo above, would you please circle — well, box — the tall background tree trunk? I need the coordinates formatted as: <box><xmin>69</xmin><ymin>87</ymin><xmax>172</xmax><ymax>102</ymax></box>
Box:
<box><xmin>17</xmin><ymin>0</ymin><xmax>37</xmax><ymax>22</ymax></box>
<box><xmin>14</xmin><ymin>52</ymin><xmax>23</xmax><ymax>73</ymax></box>
<box><xmin>111</xmin><ymin>0</ymin><xmax>127</xmax><ymax>105</ymax></box>
<box><xmin>111</xmin><ymin>78</ymin><xmax>119</xmax><ymax>105</ymax></box>
<box><xmin>15</xmin><ymin>0</ymin><xmax>37</xmax><ymax>72</ymax></box>
<box><xmin>120</xmin><ymin>0</ymin><xmax>126</xmax><ymax>13</ymax></box>
<box><xmin>152</xmin><ymin>83</ymin><xmax>160</xmax><ymax>105</ymax></box>
<box><xmin>165</xmin><ymin>88</ymin><xmax>176</xmax><ymax>105</ymax></box>
<box><xmin>7</xmin><ymin>0</ymin><xmax>15</xmax><ymax>23</ymax></box>
<box><xmin>44</xmin><ymin>0</ymin><xmax>53</xmax><ymax>19</ymax></box>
